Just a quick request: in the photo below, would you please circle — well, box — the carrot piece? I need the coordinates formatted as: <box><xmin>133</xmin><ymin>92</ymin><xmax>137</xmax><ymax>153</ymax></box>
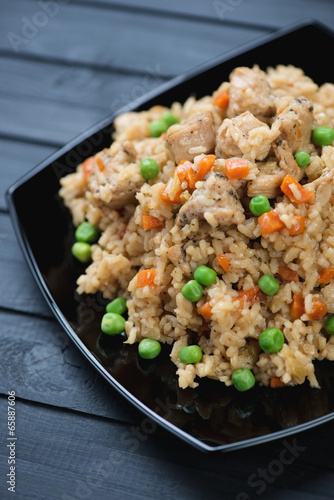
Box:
<box><xmin>329</xmin><ymin>193</ymin><xmax>334</xmax><ymax>203</ymax></box>
<box><xmin>197</xmin><ymin>302</ymin><xmax>213</xmax><ymax>320</ymax></box>
<box><xmin>318</xmin><ymin>268</ymin><xmax>334</xmax><ymax>284</ymax></box>
<box><xmin>194</xmin><ymin>154</ymin><xmax>216</xmax><ymax>182</ymax></box>
<box><xmin>96</xmin><ymin>157</ymin><xmax>106</xmax><ymax>173</ymax></box>
<box><xmin>280</xmin><ymin>174</ymin><xmax>314</xmax><ymax>204</ymax></box>
<box><xmin>160</xmin><ymin>183</ymin><xmax>183</xmax><ymax>204</ymax></box>
<box><xmin>216</xmin><ymin>253</ymin><xmax>230</xmax><ymax>272</ymax></box>
<box><xmin>270</xmin><ymin>376</ymin><xmax>285</xmax><ymax>388</ymax></box>
<box><xmin>142</xmin><ymin>215</ymin><xmax>165</xmax><ymax>230</ymax></box>
<box><xmin>82</xmin><ymin>156</ymin><xmax>94</xmax><ymax>178</ymax></box>
<box><xmin>214</xmin><ymin>91</ymin><xmax>229</xmax><ymax>110</ymax></box>
<box><xmin>290</xmin><ymin>292</ymin><xmax>305</xmax><ymax>319</ymax></box>
<box><xmin>225</xmin><ymin>158</ymin><xmax>249</xmax><ymax>180</ymax></box>
<box><xmin>258</xmin><ymin>210</ymin><xmax>285</xmax><ymax>236</ymax></box>
<box><xmin>308</xmin><ymin>297</ymin><xmax>327</xmax><ymax>320</ymax></box>
<box><xmin>174</xmin><ymin>160</ymin><xmax>196</xmax><ymax>189</ymax></box>
<box><xmin>287</xmin><ymin>215</ymin><xmax>305</xmax><ymax>235</ymax></box>
<box><xmin>278</xmin><ymin>267</ymin><xmax>299</xmax><ymax>282</ymax></box>
<box><xmin>137</xmin><ymin>269</ymin><xmax>157</xmax><ymax>288</ymax></box>
<box><xmin>233</xmin><ymin>286</ymin><xmax>260</xmax><ymax>309</ymax></box>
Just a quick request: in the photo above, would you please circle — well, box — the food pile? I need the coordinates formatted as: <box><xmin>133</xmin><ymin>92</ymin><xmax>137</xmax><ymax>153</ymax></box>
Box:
<box><xmin>59</xmin><ymin>64</ymin><xmax>334</xmax><ymax>391</ymax></box>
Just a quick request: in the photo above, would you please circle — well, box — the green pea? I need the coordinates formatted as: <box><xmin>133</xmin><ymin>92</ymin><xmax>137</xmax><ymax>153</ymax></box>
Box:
<box><xmin>258</xmin><ymin>274</ymin><xmax>279</xmax><ymax>296</ymax></box>
<box><xmin>106</xmin><ymin>297</ymin><xmax>127</xmax><ymax>315</ymax></box>
<box><xmin>259</xmin><ymin>328</ymin><xmax>284</xmax><ymax>353</ymax></box>
<box><xmin>71</xmin><ymin>242</ymin><xmax>92</xmax><ymax>263</ymax></box>
<box><xmin>101</xmin><ymin>312</ymin><xmax>126</xmax><ymax>335</ymax></box>
<box><xmin>249</xmin><ymin>195</ymin><xmax>271</xmax><ymax>216</ymax></box>
<box><xmin>162</xmin><ymin>112</ymin><xmax>179</xmax><ymax>127</ymax></box>
<box><xmin>140</xmin><ymin>158</ymin><xmax>160</xmax><ymax>180</ymax></box>
<box><xmin>232</xmin><ymin>368</ymin><xmax>256</xmax><ymax>392</ymax></box>
<box><xmin>325</xmin><ymin>316</ymin><xmax>334</xmax><ymax>335</ymax></box>
<box><xmin>181</xmin><ymin>280</ymin><xmax>203</xmax><ymax>302</ymax></box>
<box><xmin>179</xmin><ymin>345</ymin><xmax>203</xmax><ymax>364</ymax></box>
<box><xmin>295</xmin><ymin>150</ymin><xmax>310</xmax><ymax>168</ymax></box>
<box><xmin>149</xmin><ymin>119</ymin><xmax>169</xmax><ymax>138</ymax></box>
<box><xmin>138</xmin><ymin>338</ymin><xmax>161</xmax><ymax>359</ymax></box>
<box><xmin>75</xmin><ymin>221</ymin><xmax>99</xmax><ymax>243</ymax></box>
<box><xmin>312</xmin><ymin>126</ymin><xmax>334</xmax><ymax>146</ymax></box>
<box><xmin>194</xmin><ymin>265</ymin><xmax>217</xmax><ymax>286</ymax></box>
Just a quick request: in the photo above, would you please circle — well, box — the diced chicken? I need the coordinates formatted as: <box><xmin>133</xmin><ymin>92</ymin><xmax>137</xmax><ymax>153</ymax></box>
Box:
<box><xmin>87</xmin><ymin>142</ymin><xmax>143</xmax><ymax>209</ymax></box>
<box><xmin>272</xmin><ymin>97</ymin><xmax>314</xmax><ymax>179</ymax></box>
<box><xmin>247</xmin><ymin>170</ymin><xmax>286</xmax><ymax>199</ymax></box>
<box><xmin>165</xmin><ymin>111</ymin><xmax>216</xmax><ymax>164</ymax></box>
<box><xmin>272</xmin><ymin>139</ymin><xmax>302</xmax><ymax>180</ymax></box>
<box><xmin>176</xmin><ymin>172</ymin><xmax>245</xmax><ymax>227</ymax></box>
<box><xmin>166</xmin><ymin>244</ymin><xmax>192</xmax><ymax>275</ymax></box>
<box><xmin>227</xmin><ymin>66</ymin><xmax>276</xmax><ymax>122</ymax></box>
<box><xmin>215</xmin><ymin>111</ymin><xmax>280</xmax><ymax>161</ymax></box>
<box><xmin>304</xmin><ymin>169</ymin><xmax>334</xmax><ymax>203</ymax></box>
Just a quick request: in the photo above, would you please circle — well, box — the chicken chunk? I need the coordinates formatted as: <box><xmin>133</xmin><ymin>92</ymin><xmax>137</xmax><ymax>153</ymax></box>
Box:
<box><xmin>247</xmin><ymin>170</ymin><xmax>286</xmax><ymax>199</ymax></box>
<box><xmin>165</xmin><ymin>111</ymin><xmax>216</xmax><ymax>164</ymax></box>
<box><xmin>176</xmin><ymin>172</ymin><xmax>245</xmax><ymax>228</ymax></box>
<box><xmin>272</xmin><ymin>97</ymin><xmax>314</xmax><ymax>179</ymax></box>
<box><xmin>215</xmin><ymin>111</ymin><xmax>280</xmax><ymax>161</ymax></box>
<box><xmin>166</xmin><ymin>244</ymin><xmax>192</xmax><ymax>275</ymax></box>
<box><xmin>87</xmin><ymin>142</ymin><xmax>143</xmax><ymax>209</ymax></box>
<box><xmin>227</xmin><ymin>66</ymin><xmax>276</xmax><ymax>123</ymax></box>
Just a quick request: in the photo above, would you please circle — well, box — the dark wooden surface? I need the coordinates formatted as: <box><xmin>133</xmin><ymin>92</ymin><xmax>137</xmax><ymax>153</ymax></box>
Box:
<box><xmin>2</xmin><ymin>1</ymin><xmax>334</xmax><ymax>499</ymax></box>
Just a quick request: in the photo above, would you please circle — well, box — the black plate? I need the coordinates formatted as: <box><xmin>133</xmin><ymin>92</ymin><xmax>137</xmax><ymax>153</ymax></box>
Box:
<box><xmin>6</xmin><ymin>20</ymin><xmax>334</xmax><ymax>452</ymax></box>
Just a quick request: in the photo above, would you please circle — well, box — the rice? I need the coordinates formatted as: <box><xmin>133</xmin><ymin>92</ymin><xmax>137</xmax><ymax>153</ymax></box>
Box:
<box><xmin>59</xmin><ymin>64</ymin><xmax>334</xmax><ymax>391</ymax></box>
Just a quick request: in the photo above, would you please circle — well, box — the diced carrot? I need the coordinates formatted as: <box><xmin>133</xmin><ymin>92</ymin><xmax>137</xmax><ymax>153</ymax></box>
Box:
<box><xmin>214</xmin><ymin>91</ymin><xmax>229</xmax><ymax>110</ymax></box>
<box><xmin>96</xmin><ymin>157</ymin><xmax>106</xmax><ymax>173</ymax></box>
<box><xmin>194</xmin><ymin>154</ymin><xmax>216</xmax><ymax>182</ymax></box>
<box><xmin>161</xmin><ymin>161</ymin><xmax>196</xmax><ymax>203</ymax></box>
<box><xmin>82</xmin><ymin>156</ymin><xmax>94</xmax><ymax>178</ymax></box>
<box><xmin>174</xmin><ymin>160</ymin><xmax>196</xmax><ymax>189</ymax></box>
<box><xmin>216</xmin><ymin>253</ymin><xmax>230</xmax><ymax>272</ymax></box>
<box><xmin>197</xmin><ymin>302</ymin><xmax>213</xmax><ymax>320</ymax></box>
<box><xmin>142</xmin><ymin>215</ymin><xmax>165</xmax><ymax>230</ymax></box>
<box><xmin>280</xmin><ymin>174</ymin><xmax>314</xmax><ymax>204</ymax></box>
<box><xmin>258</xmin><ymin>210</ymin><xmax>285</xmax><ymax>236</ymax></box>
<box><xmin>160</xmin><ymin>183</ymin><xmax>183</xmax><ymax>204</ymax></box>
<box><xmin>278</xmin><ymin>267</ymin><xmax>299</xmax><ymax>282</ymax></box>
<box><xmin>290</xmin><ymin>292</ymin><xmax>305</xmax><ymax>319</ymax></box>
<box><xmin>287</xmin><ymin>215</ymin><xmax>305</xmax><ymax>235</ymax></box>
<box><xmin>270</xmin><ymin>376</ymin><xmax>285</xmax><ymax>388</ymax></box>
<box><xmin>308</xmin><ymin>297</ymin><xmax>327</xmax><ymax>320</ymax></box>
<box><xmin>233</xmin><ymin>286</ymin><xmax>260</xmax><ymax>309</ymax></box>
<box><xmin>137</xmin><ymin>269</ymin><xmax>157</xmax><ymax>288</ymax></box>
<box><xmin>225</xmin><ymin>158</ymin><xmax>249</xmax><ymax>180</ymax></box>
<box><xmin>318</xmin><ymin>268</ymin><xmax>334</xmax><ymax>284</ymax></box>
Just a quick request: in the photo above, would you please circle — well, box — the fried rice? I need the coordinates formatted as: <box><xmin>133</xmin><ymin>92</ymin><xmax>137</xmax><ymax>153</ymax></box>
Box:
<box><xmin>59</xmin><ymin>64</ymin><xmax>334</xmax><ymax>390</ymax></box>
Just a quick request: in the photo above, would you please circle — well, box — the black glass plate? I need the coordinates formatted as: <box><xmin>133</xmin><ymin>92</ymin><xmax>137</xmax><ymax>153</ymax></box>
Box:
<box><xmin>6</xmin><ymin>20</ymin><xmax>334</xmax><ymax>452</ymax></box>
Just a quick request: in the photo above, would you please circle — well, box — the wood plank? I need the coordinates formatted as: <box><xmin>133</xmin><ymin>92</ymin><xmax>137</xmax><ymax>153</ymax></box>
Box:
<box><xmin>0</xmin><ymin>309</ymin><xmax>137</xmax><ymax>422</ymax></box>
<box><xmin>1</xmin><ymin>1</ymin><xmax>267</xmax><ymax>76</ymax></box>
<box><xmin>0</xmin><ymin>397</ymin><xmax>334</xmax><ymax>499</ymax></box>
<box><xmin>0</xmin><ymin>93</ymin><xmax>107</xmax><ymax>146</ymax></box>
<box><xmin>78</xmin><ymin>0</ymin><xmax>334</xmax><ymax>30</ymax></box>
<box><xmin>0</xmin><ymin>212</ymin><xmax>55</xmax><ymax>316</ymax></box>
<box><xmin>0</xmin><ymin>55</ymin><xmax>165</xmax><ymax>113</ymax></box>
<box><xmin>0</xmin><ymin>139</ymin><xmax>56</xmax><ymax>211</ymax></box>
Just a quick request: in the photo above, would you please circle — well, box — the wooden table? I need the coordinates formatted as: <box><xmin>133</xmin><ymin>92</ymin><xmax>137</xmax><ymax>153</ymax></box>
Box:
<box><xmin>2</xmin><ymin>1</ymin><xmax>334</xmax><ymax>498</ymax></box>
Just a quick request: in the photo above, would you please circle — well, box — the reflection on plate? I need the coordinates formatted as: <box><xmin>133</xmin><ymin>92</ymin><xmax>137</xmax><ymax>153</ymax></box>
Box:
<box><xmin>7</xmin><ymin>20</ymin><xmax>334</xmax><ymax>452</ymax></box>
